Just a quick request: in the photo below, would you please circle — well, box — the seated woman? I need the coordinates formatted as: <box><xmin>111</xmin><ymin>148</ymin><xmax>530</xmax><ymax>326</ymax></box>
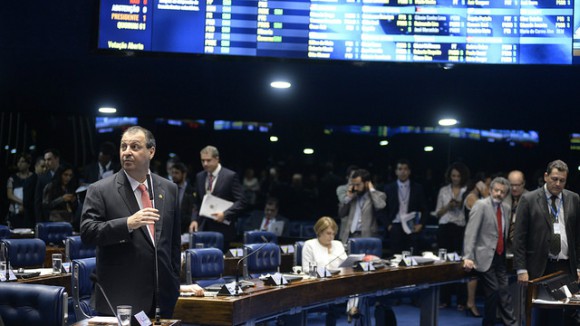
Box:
<box><xmin>302</xmin><ymin>216</ymin><xmax>351</xmax><ymax>325</ymax></box>
<box><xmin>42</xmin><ymin>165</ymin><xmax>78</xmax><ymax>223</ymax></box>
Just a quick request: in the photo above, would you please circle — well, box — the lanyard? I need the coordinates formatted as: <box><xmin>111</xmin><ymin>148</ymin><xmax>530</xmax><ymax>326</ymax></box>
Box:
<box><xmin>547</xmin><ymin>195</ymin><xmax>563</xmax><ymax>222</ymax></box>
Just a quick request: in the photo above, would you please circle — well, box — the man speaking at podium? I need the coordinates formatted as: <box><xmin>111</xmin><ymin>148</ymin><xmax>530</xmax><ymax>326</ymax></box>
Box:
<box><xmin>81</xmin><ymin>126</ymin><xmax>181</xmax><ymax>318</ymax></box>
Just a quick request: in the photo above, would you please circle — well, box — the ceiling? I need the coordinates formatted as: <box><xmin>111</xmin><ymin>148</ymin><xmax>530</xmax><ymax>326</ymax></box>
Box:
<box><xmin>2</xmin><ymin>1</ymin><xmax>580</xmax><ymax>132</ymax></box>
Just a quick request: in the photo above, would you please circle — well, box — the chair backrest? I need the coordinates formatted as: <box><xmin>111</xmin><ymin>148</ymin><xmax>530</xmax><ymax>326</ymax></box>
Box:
<box><xmin>65</xmin><ymin>236</ymin><xmax>96</xmax><ymax>261</ymax></box>
<box><xmin>1</xmin><ymin>238</ymin><xmax>46</xmax><ymax>268</ymax></box>
<box><xmin>243</xmin><ymin>231</ymin><xmax>277</xmax><ymax>244</ymax></box>
<box><xmin>300</xmin><ymin>223</ymin><xmax>316</xmax><ymax>238</ymax></box>
<box><xmin>0</xmin><ymin>225</ymin><xmax>10</xmax><ymax>240</ymax></box>
<box><xmin>294</xmin><ymin>241</ymin><xmax>304</xmax><ymax>266</ymax></box>
<box><xmin>0</xmin><ymin>283</ymin><xmax>68</xmax><ymax>326</ymax></box>
<box><xmin>189</xmin><ymin>231</ymin><xmax>224</xmax><ymax>252</ymax></box>
<box><xmin>185</xmin><ymin>248</ymin><xmax>225</xmax><ymax>287</ymax></box>
<box><xmin>243</xmin><ymin>243</ymin><xmax>281</xmax><ymax>278</ymax></box>
<box><xmin>71</xmin><ymin>257</ymin><xmax>97</xmax><ymax>321</ymax></box>
<box><xmin>36</xmin><ymin>222</ymin><xmax>73</xmax><ymax>246</ymax></box>
<box><xmin>348</xmin><ymin>237</ymin><xmax>383</xmax><ymax>257</ymax></box>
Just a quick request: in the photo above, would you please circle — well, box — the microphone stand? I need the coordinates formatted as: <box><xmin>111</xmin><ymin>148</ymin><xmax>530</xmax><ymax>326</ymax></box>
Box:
<box><xmin>91</xmin><ymin>275</ymin><xmax>124</xmax><ymax>326</ymax></box>
<box><xmin>235</xmin><ymin>236</ymin><xmax>270</xmax><ymax>295</ymax></box>
<box><xmin>147</xmin><ymin>174</ymin><xmax>161</xmax><ymax>325</ymax></box>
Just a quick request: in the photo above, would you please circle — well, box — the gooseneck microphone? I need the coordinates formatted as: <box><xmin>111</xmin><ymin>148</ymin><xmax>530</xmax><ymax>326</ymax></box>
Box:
<box><xmin>146</xmin><ymin>174</ymin><xmax>161</xmax><ymax>325</ymax></box>
<box><xmin>90</xmin><ymin>274</ymin><xmax>123</xmax><ymax>326</ymax></box>
<box><xmin>235</xmin><ymin>235</ymin><xmax>270</xmax><ymax>295</ymax></box>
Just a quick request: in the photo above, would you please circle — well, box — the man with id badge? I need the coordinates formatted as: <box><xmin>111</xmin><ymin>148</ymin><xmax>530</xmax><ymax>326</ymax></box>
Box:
<box><xmin>513</xmin><ymin>160</ymin><xmax>580</xmax><ymax>325</ymax></box>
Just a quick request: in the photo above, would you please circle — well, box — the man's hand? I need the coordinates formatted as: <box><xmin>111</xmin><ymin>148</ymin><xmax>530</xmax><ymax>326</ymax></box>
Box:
<box><xmin>180</xmin><ymin>284</ymin><xmax>204</xmax><ymax>297</ymax></box>
<box><xmin>517</xmin><ymin>272</ymin><xmax>529</xmax><ymax>285</ymax></box>
<box><xmin>63</xmin><ymin>194</ymin><xmax>76</xmax><ymax>202</ymax></box>
<box><xmin>127</xmin><ymin>207</ymin><xmax>159</xmax><ymax>230</ymax></box>
<box><xmin>413</xmin><ymin>224</ymin><xmax>423</xmax><ymax>233</ymax></box>
<box><xmin>212</xmin><ymin>211</ymin><xmax>225</xmax><ymax>223</ymax></box>
<box><xmin>463</xmin><ymin>259</ymin><xmax>475</xmax><ymax>271</ymax></box>
<box><xmin>189</xmin><ymin>221</ymin><xmax>198</xmax><ymax>233</ymax></box>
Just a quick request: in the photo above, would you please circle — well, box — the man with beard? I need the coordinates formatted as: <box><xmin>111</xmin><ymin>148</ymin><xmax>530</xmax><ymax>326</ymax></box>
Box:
<box><xmin>338</xmin><ymin>169</ymin><xmax>386</xmax><ymax>244</ymax></box>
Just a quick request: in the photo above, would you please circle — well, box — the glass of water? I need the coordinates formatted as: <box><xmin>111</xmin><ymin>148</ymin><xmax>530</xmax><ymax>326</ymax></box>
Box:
<box><xmin>309</xmin><ymin>261</ymin><xmax>317</xmax><ymax>278</ymax></box>
<box><xmin>52</xmin><ymin>253</ymin><xmax>62</xmax><ymax>274</ymax></box>
<box><xmin>117</xmin><ymin>305</ymin><xmax>132</xmax><ymax>326</ymax></box>
<box><xmin>438</xmin><ymin>248</ymin><xmax>447</xmax><ymax>261</ymax></box>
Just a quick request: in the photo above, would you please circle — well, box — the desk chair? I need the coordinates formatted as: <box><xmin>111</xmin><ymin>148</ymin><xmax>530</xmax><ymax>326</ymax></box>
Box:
<box><xmin>70</xmin><ymin>257</ymin><xmax>97</xmax><ymax>323</ymax></box>
<box><xmin>189</xmin><ymin>231</ymin><xmax>224</xmax><ymax>252</ymax></box>
<box><xmin>294</xmin><ymin>241</ymin><xmax>304</xmax><ymax>266</ymax></box>
<box><xmin>243</xmin><ymin>243</ymin><xmax>281</xmax><ymax>279</ymax></box>
<box><xmin>36</xmin><ymin>222</ymin><xmax>73</xmax><ymax>246</ymax></box>
<box><xmin>1</xmin><ymin>238</ymin><xmax>46</xmax><ymax>269</ymax></box>
<box><xmin>0</xmin><ymin>225</ymin><xmax>9</xmax><ymax>240</ymax></box>
<box><xmin>347</xmin><ymin>237</ymin><xmax>383</xmax><ymax>257</ymax></box>
<box><xmin>243</xmin><ymin>230</ymin><xmax>277</xmax><ymax>244</ymax></box>
<box><xmin>185</xmin><ymin>248</ymin><xmax>225</xmax><ymax>288</ymax></box>
<box><xmin>0</xmin><ymin>283</ymin><xmax>68</xmax><ymax>326</ymax></box>
<box><xmin>65</xmin><ymin>235</ymin><xmax>96</xmax><ymax>261</ymax></box>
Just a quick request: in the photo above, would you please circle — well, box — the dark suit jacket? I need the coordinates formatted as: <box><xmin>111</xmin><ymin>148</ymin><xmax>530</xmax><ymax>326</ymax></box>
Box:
<box><xmin>513</xmin><ymin>187</ymin><xmax>580</xmax><ymax>279</ymax></box>
<box><xmin>34</xmin><ymin>171</ymin><xmax>53</xmax><ymax>222</ymax></box>
<box><xmin>194</xmin><ymin>166</ymin><xmax>246</xmax><ymax>246</ymax></box>
<box><xmin>384</xmin><ymin>181</ymin><xmax>429</xmax><ymax>227</ymax></box>
<box><xmin>243</xmin><ymin>210</ymin><xmax>290</xmax><ymax>237</ymax></box>
<box><xmin>179</xmin><ymin>182</ymin><xmax>196</xmax><ymax>234</ymax></box>
<box><xmin>80</xmin><ymin>172</ymin><xmax>181</xmax><ymax>318</ymax></box>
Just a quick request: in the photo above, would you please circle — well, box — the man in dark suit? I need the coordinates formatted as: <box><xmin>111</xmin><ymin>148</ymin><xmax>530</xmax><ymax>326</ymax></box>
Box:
<box><xmin>384</xmin><ymin>159</ymin><xmax>429</xmax><ymax>254</ymax></box>
<box><xmin>80</xmin><ymin>126</ymin><xmax>180</xmax><ymax>318</ymax></box>
<box><xmin>463</xmin><ymin>177</ymin><xmax>516</xmax><ymax>326</ymax></box>
<box><xmin>243</xmin><ymin>197</ymin><xmax>290</xmax><ymax>237</ymax></box>
<box><xmin>513</xmin><ymin>159</ymin><xmax>580</xmax><ymax>325</ymax></box>
<box><xmin>34</xmin><ymin>148</ymin><xmax>61</xmax><ymax>222</ymax></box>
<box><xmin>171</xmin><ymin>162</ymin><xmax>195</xmax><ymax>234</ymax></box>
<box><xmin>189</xmin><ymin>145</ymin><xmax>246</xmax><ymax>248</ymax></box>
<box><xmin>81</xmin><ymin>141</ymin><xmax>121</xmax><ymax>184</ymax></box>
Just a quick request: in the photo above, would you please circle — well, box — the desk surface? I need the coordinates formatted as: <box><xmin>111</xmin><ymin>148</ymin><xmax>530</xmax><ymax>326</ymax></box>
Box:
<box><xmin>17</xmin><ymin>271</ymin><xmax>72</xmax><ymax>294</ymax></box>
<box><xmin>72</xmin><ymin>318</ymin><xmax>181</xmax><ymax>326</ymax></box>
<box><xmin>174</xmin><ymin>262</ymin><xmax>466</xmax><ymax>325</ymax></box>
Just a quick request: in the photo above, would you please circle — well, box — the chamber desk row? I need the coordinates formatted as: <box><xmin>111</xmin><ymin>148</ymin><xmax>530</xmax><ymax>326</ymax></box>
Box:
<box><xmin>174</xmin><ymin>261</ymin><xmax>467</xmax><ymax>326</ymax></box>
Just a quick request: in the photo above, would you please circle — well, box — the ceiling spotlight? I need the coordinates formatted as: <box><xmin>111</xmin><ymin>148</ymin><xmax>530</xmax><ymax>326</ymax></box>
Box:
<box><xmin>424</xmin><ymin>146</ymin><xmax>434</xmax><ymax>152</ymax></box>
<box><xmin>270</xmin><ymin>81</ymin><xmax>291</xmax><ymax>89</ymax></box>
<box><xmin>379</xmin><ymin>140</ymin><xmax>389</xmax><ymax>146</ymax></box>
<box><xmin>438</xmin><ymin>118</ymin><xmax>458</xmax><ymax>126</ymax></box>
<box><xmin>99</xmin><ymin>107</ymin><xmax>117</xmax><ymax>114</ymax></box>
<box><xmin>270</xmin><ymin>136</ymin><xmax>279</xmax><ymax>142</ymax></box>
<box><xmin>303</xmin><ymin>148</ymin><xmax>314</xmax><ymax>155</ymax></box>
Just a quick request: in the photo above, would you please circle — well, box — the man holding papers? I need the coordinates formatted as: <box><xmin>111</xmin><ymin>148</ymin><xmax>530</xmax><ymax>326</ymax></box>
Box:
<box><xmin>189</xmin><ymin>146</ymin><xmax>246</xmax><ymax>248</ymax></box>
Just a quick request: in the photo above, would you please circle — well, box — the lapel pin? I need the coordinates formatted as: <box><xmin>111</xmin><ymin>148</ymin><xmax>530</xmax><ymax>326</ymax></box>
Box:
<box><xmin>158</xmin><ymin>194</ymin><xmax>163</xmax><ymax>199</ymax></box>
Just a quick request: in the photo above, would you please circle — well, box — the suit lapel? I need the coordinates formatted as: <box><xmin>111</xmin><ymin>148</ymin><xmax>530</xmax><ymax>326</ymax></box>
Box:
<box><xmin>536</xmin><ymin>189</ymin><xmax>552</xmax><ymax>229</ymax></box>
<box><xmin>152</xmin><ymin>175</ymin><xmax>165</xmax><ymax>240</ymax></box>
<box><xmin>116</xmin><ymin>172</ymin><xmax>140</xmax><ymax>214</ymax></box>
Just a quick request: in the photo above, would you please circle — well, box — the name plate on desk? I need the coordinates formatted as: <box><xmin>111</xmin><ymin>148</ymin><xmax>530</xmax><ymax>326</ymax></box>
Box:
<box><xmin>0</xmin><ymin>269</ymin><xmax>17</xmax><ymax>282</ymax></box>
<box><xmin>218</xmin><ymin>282</ymin><xmax>242</xmax><ymax>296</ymax></box>
<box><xmin>355</xmin><ymin>261</ymin><xmax>376</xmax><ymax>272</ymax></box>
<box><xmin>280</xmin><ymin>245</ymin><xmax>294</xmax><ymax>254</ymax></box>
<box><xmin>399</xmin><ymin>257</ymin><xmax>418</xmax><ymax>267</ymax></box>
<box><xmin>262</xmin><ymin>273</ymin><xmax>289</xmax><ymax>286</ymax></box>
<box><xmin>226</xmin><ymin>248</ymin><xmax>243</xmax><ymax>258</ymax></box>
<box><xmin>445</xmin><ymin>252</ymin><xmax>461</xmax><ymax>262</ymax></box>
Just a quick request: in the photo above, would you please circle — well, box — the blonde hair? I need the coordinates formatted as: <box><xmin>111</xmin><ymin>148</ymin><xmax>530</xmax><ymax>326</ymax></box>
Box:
<box><xmin>313</xmin><ymin>216</ymin><xmax>338</xmax><ymax>236</ymax></box>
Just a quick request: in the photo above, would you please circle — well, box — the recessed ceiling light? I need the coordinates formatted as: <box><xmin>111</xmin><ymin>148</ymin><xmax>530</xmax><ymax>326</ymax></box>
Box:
<box><xmin>270</xmin><ymin>136</ymin><xmax>279</xmax><ymax>142</ymax></box>
<box><xmin>99</xmin><ymin>107</ymin><xmax>117</xmax><ymax>114</ymax></box>
<box><xmin>438</xmin><ymin>118</ymin><xmax>458</xmax><ymax>126</ymax></box>
<box><xmin>303</xmin><ymin>148</ymin><xmax>314</xmax><ymax>155</ymax></box>
<box><xmin>379</xmin><ymin>140</ymin><xmax>389</xmax><ymax>146</ymax></box>
<box><xmin>424</xmin><ymin>146</ymin><xmax>434</xmax><ymax>152</ymax></box>
<box><xmin>270</xmin><ymin>81</ymin><xmax>291</xmax><ymax>89</ymax></box>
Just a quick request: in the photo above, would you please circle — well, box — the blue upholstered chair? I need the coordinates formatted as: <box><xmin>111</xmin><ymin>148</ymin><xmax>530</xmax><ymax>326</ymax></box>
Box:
<box><xmin>243</xmin><ymin>230</ymin><xmax>277</xmax><ymax>244</ymax></box>
<box><xmin>294</xmin><ymin>241</ymin><xmax>304</xmax><ymax>266</ymax></box>
<box><xmin>36</xmin><ymin>222</ymin><xmax>73</xmax><ymax>246</ymax></box>
<box><xmin>185</xmin><ymin>248</ymin><xmax>225</xmax><ymax>288</ymax></box>
<box><xmin>0</xmin><ymin>283</ymin><xmax>68</xmax><ymax>326</ymax></box>
<box><xmin>189</xmin><ymin>231</ymin><xmax>224</xmax><ymax>252</ymax></box>
<box><xmin>1</xmin><ymin>238</ymin><xmax>46</xmax><ymax>268</ymax></box>
<box><xmin>0</xmin><ymin>225</ymin><xmax>10</xmax><ymax>240</ymax></box>
<box><xmin>65</xmin><ymin>236</ymin><xmax>96</xmax><ymax>261</ymax></box>
<box><xmin>347</xmin><ymin>237</ymin><xmax>383</xmax><ymax>257</ymax></box>
<box><xmin>70</xmin><ymin>257</ymin><xmax>97</xmax><ymax>322</ymax></box>
<box><xmin>243</xmin><ymin>243</ymin><xmax>281</xmax><ymax>279</ymax></box>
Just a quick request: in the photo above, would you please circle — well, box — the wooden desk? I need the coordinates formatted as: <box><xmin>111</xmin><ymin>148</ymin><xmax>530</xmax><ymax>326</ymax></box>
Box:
<box><xmin>174</xmin><ymin>262</ymin><xmax>466</xmax><ymax>326</ymax></box>
<box><xmin>17</xmin><ymin>272</ymin><xmax>72</xmax><ymax>294</ymax></box>
<box><xmin>223</xmin><ymin>253</ymin><xmax>294</xmax><ymax>276</ymax></box>
<box><xmin>524</xmin><ymin>271</ymin><xmax>577</xmax><ymax>326</ymax></box>
<box><xmin>72</xmin><ymin>318</ymin><xmax>181</xmax><ymax>326</ymax></box>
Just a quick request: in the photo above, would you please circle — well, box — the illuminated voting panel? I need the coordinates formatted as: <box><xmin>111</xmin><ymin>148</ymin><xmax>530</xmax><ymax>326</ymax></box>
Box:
<box><xmin>97</xmin><ymin>0</ymin><xmax>578</xmax><ymax>65</ymax></box>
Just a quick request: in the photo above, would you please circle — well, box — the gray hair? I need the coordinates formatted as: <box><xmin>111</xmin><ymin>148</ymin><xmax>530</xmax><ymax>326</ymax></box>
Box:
<box><xmin>490</xmin><ymin>177</ymin><xmax>511</xmax><ymax>196</ymax></box>
<box><xmin>200</xmin><ymin>145</ymin><xmax>219</xmax><ymax>158</ymax></box>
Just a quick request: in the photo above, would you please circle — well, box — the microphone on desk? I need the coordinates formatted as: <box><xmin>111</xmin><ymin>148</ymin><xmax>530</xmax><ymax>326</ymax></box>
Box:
<box><xmin>146</xmin><ymin>174</ymin><xmax>162</xmax><ymax>326</ymax></box>
<box><xmin>234</xmin><ymin>235</ymin><xmax>270</xmax><ymax>295</ymax></box>
<box><xmin>90</xmin><ymin>274</ymin><xmax>124</xmax><ymax>326</ymax></box>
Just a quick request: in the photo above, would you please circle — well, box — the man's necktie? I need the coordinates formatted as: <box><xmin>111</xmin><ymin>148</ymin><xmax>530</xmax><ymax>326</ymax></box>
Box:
<box><xmin>496</xmin><ymin>204</ymin><xmax>504</xmax><ymax>255</ymax></box>
<box><xmin>263</xmin><ymin>218</ymin><xmax>270</xmax><ymax>231</ymax></box>
<box><xmin>138</xmin><ymin>184</ymin><xmax>155</xmax><ymax>244</ymax></box>
<box><xmin>207</xmin><ymin>173</ymin><xmax>214</xmax><ymax>192</ymax></box>
<box><xmin>549</xmin><ymin>195</ymin><xmax>561</xmax><ymax>256</ymax></box>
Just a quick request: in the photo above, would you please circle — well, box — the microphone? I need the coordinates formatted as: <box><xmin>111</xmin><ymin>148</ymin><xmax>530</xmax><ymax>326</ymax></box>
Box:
<box><xmin>146</xmin><ymin>174</ymin><xmax>161</xmax><ymax>325</ymax></box>
<box><xmin>90</xmin><ymin>274</ymin><xmax>124</xmax><ymax>326</ymax></box>
<box><xmin>234</xmin><ymin>235</ymin><xmax>270</xmax><ymax>295</ymax></box>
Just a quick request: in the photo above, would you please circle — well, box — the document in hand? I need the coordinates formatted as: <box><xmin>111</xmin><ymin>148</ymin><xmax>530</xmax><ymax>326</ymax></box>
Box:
<box><xmin>199</xmin><ymin>193</ymin><xmax>234</xmax><ymax>225</ymax></box>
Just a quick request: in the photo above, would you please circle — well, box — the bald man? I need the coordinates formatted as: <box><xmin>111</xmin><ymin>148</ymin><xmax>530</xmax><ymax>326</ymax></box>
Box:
<box><xmin>505</xmin><ymin>170</ymin><xmax>528</xmax><ymax>253</ymax></box>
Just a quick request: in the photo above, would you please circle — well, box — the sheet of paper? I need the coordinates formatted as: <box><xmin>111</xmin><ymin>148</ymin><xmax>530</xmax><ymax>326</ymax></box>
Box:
<box><xmin>199</xmin><ymin>193</ymin><xmax>233</xmax><ymax>226</ymax></box>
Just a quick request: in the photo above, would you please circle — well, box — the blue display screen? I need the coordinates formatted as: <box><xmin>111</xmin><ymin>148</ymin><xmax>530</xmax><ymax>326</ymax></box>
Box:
<box><xmin>97</xmin><ymin>0</ymin><xmax>580</xmax><ymax>64</ymax></box>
